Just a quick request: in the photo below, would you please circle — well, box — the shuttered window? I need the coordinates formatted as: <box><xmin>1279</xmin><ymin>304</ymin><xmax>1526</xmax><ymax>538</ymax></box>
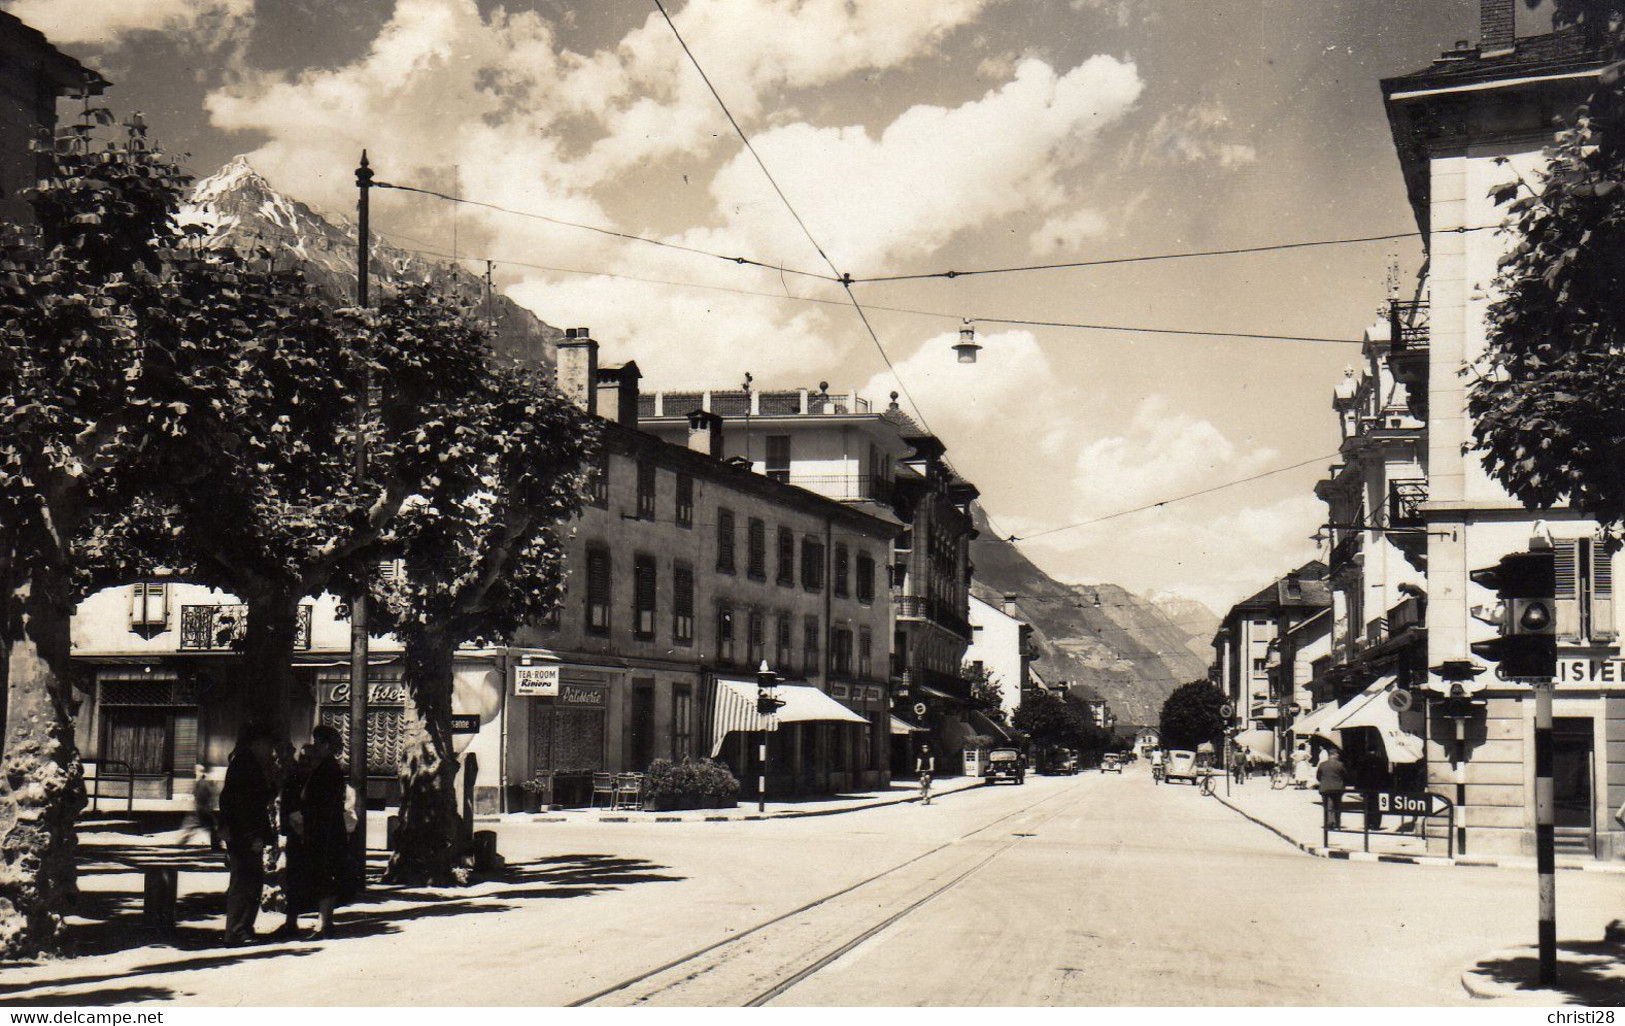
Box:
<box><xmin>717</xmin><ymin>509</ymin><xmax>736</xmax><ymax>574</ymax></box>
<box><xmin>636</xmin><ymin>461</ymin><xmax>657</xmax><ymax>520</ymax></box>
<box><xmin>748</xmin><ymin>610</ymin><xmax>765</xmax><ymax>666</ymax></box>
<box><xmin>1554</xmin><ymin>538</ymin><xmax>1616</xmax><ymax>643</ymax></box>
<box><xmin>777</xmin><ymin>527</ymin><xmax>795</xmax><ymax>585</ymax></box>
<box><xmin>855</xmin><ymin>553</ymin><xmax>875</xmax><ymax>603</ymax></box>
<box><xmin>633</xmin><ymin>554</ymin><xmax>656</xmax><ymax>639</ymax></box>
<box><xmin>747</xmin><ymin>518</ymin><xmax>767</xmax><ymax>580</ymax></box>
<box><xmin>834</xmin><ymin>544</ymin><xmax>850</xmax><ymax>597</ymax></box>
<box><xmin>716</xmin><ymin>603</ymin><xmax>735</xmax><ymax>664</ymax></box>
<box><xmin>804</xmin><ymin>616</ymin><xmax>820</xmax><ymax>675</ymax></box>
<box><xmin>675</xmin><ymin>473</ymin><xmax>694</xmax><ymax>527</ymax></box>
<box><xmin>802</xmin><ymin>537</ymin><xmax>824</xmax><ymax>592</ymax></box>
<box><xmin>859</xmin><ymin>628</ymin><xmax>873</xmax><ymax>678</ymax></box>
<box><xmin>586</xmin><ymin>548</ymin><xmax>611</xmax><ymax>635</ymax></box>
<box><xmin>776</xmin><ymin>614</ymin><xmax>794</xmax><ymax>673</ymax></box>
<box><xmin>673</xmin><ymin>564</ymin><xmax>695</xmax><ymax>645</ymax></box>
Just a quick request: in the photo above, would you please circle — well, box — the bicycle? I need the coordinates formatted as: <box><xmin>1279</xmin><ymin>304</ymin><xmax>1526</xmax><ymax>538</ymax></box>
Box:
<box><xmin>918</xmin><ymin>772</ymin><xmax>933</xmax><ymax>806</ymax></box>
<box><xmin>1270</xmin><ymin>765</ymin><xmax>1290</xmax><ymax>790</ymax></box>
<box><xmin>1198</xmin><ymin>768</ymin><xmax>1217</xmax><ymax>796</ymax></box>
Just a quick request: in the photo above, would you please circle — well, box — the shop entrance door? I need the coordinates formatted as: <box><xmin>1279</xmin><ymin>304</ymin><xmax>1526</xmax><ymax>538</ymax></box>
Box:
<box><xmin>629</xmin><ymin>680</ymin><xmax>655</xmax><ymax>772</ymax></box>
<box><xmin>1552</xmin><ymin>717</ymin><xmax>1595</xmax><ymax>855</ymax></box>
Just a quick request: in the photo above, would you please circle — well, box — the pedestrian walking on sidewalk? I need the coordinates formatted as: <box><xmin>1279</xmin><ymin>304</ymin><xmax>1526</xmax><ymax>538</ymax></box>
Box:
<box><xmin>273</xmin><ymin>725</ymin><xmax>350</xmax><ymax>940</ymax></box>
<box><xmin>1316</xmin><ymin>748</ymin><xmax>1347</xmax><ymax>833</ymax></box>
<box><xmin>219</xmin><ymin>722</ymin><xmax>277</xmax><ymax>946</ymax></box>
<box><xmin>916</xmin><ymin>744</ymin><xmax>935</xmax><ymax>806</ymax></box>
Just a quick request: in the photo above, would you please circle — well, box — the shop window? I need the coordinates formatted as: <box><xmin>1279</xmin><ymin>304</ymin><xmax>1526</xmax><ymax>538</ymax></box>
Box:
<box><xmin>676</xmin><ymin>472</ymin><xmax>694</xmax><ymax>528</ymax></box>
<box><xmin>747</xmin><ymin>518</ymin><xmax>767</xmax><ymax>580</ymax></box>
<box><xmin>586</xmin><ymin>548</ymin><xmax>611</xmax><ymax>635</ymax></box>
<box><xmin>717</xmin><ymin>509</ymin><xmax>736</xmax><ymax>574</ymax></box>
<box><xmin>672</xmin><ymin>563</ymin><xmax>695</xmax><ymax>645</ymax></box>
<box><xmin>633</xmin><ymin>554</ymin><xmax>657</xmax><ymax>639</ymax></box>
<box><xmin>636</xmin><ymin>461</ymin><xmax>657</xmax><ymax>520</ymax></box>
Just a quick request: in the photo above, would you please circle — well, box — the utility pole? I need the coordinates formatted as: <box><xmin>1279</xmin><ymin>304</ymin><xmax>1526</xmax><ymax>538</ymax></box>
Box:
<box><xmin>349</xmin><ymin>151</ymin><xmax>374</xmax><ymax>889</ymax></box>
<box><xmin>1533</xmin><ymin>680</ymin><xmax>1557</xmax><ymax>986</ymax></box>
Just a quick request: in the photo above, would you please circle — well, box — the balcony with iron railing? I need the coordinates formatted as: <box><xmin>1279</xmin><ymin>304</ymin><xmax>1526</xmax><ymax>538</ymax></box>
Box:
<box><xmin>894</xmin><ymin>594</ymin><xmax>973</xmax><ymax>640</ymax></box>
<box><xmin>767</xmin><ymin>473</ymin><xmax>896</xmax><ymax>506</ymax></box>
<box><xmin>1388</xmin><ymin>299</ymin><xmax>1429</xmax><ymax>353</ymax></box>
<box><xmin>179</xmin><ymin>604</ymin><xmax>313</xmax><ymax>651</ymax></box>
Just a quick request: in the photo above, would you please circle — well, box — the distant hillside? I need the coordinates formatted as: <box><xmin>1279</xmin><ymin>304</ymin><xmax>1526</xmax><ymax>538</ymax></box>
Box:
<box><xmin>969</xmin><ymin>505</ymin><xmax>1209</xmax><ymax>726</ymax></box>
<box><xmin>182</xmin><ymin>156</ymin><xmax>562</xmax><ymax>370</ymax></box>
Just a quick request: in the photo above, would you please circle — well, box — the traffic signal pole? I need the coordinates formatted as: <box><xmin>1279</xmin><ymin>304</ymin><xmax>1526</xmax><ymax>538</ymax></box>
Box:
<box><xmin>1533</xmin><ymin>680</ymin><xmax>1557</xmax><ymax>986</ymax></box>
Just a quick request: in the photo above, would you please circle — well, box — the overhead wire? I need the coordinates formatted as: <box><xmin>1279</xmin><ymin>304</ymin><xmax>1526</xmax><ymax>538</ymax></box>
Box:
<box><xmin>1009</xmin><ymin>451</ymin><xmax>1340</xmax><ymax>543</ymax></box>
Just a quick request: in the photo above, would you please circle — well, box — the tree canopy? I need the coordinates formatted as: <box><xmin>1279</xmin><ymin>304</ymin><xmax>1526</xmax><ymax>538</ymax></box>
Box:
<box><xmin>1158</xmin><ymin>680</ymin><xmax>1227</xmax><ymax>752</ymax></box>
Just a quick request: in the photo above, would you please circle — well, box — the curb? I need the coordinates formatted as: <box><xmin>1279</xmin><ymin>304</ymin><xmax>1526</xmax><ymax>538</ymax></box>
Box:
<box><xmin>479</xmin><ymin>779</ymin><xmax>986</xmax><ymax>826</ymax></box>
<box><xmin>1207</xmin><ymin>791</ymin><xmax>1625</xmax><ymax>874</ymax></box>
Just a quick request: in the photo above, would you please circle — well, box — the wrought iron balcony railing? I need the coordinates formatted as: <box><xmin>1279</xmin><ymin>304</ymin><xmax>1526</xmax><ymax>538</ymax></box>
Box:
<box><xmin>1389</xmin><ymin>299</ymin><xmax>1429</xmax><ymax>354</ymax></box>
<box><xmin>894</xmin><ymin>595</ymin><xmax>973</xmax><ymax>639</ymax></box>
<box><xmin>179</xmin><ymin>604</ymin><xmax>313</xmax><ymax>651</ymax></box>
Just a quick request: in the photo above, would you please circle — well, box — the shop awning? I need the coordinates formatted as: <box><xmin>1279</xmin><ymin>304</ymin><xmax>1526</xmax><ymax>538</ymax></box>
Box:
<box><xmin>1233</xmin><ymin>728</ymin><xmax>1277</xmax><ymax>763</ymax></box>
<box><xmin>967</xmin><ymin>708</ymin><xmax>1017</xmax><ymax>743</ymax></box>
<box><xmin>914</xmin><ymin>684</ymin><xmax>961</xmax><ymax>702</ymax></box>
<box><xmin>709</xmin><ymin>679</ymin><xmax>868</xmax><ymax>757</ymax></box>
<box><xmin>890</xmin><ymin>715</ymin><xmax>924</xmax><ymax>735</ymax></box>
<box><xmin>1330</xmin><ymin>677</ymin><xmax>1423</xmax><ymax>764</ymax></box>
<box><xmin>1289</xmin><ymin>700</ymin><xmax>1344</xmax><ymax>742</ymax></box>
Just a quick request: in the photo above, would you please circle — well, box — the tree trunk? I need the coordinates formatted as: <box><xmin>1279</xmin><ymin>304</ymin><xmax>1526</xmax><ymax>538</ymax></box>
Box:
<box><xmin>240</xmin><ymin>589</ymin><xmax>303</xmax><ymax>739</ymax></box>
<box><xmin>0</xmin><ymin>561</ymin><xmax>85</xmax><ymax>958</ymax></box>
<box><xmin>385</xmin><ymin>634</ymin><xmax>462</xmax><ymax>886</ymax></box>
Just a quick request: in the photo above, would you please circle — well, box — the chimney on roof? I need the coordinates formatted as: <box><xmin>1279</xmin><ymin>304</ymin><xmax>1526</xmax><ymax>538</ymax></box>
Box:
<box><xmin>556</xmin><ymin>328</ymin><xmax>597</xmax><ymax>416</ymax></box>
<box><xmin>687</xmin><ymin>409</ymin><xmax>724</xmax><ymax>459</ymax></box>
<box><xmin>596</xmin><ymin>361</ymin><xmax>641</xmax><ymax>430</ymax></box>
<box><xmin>1001</xmin><ymin>594</ymin><xmax>1019</xmax><ymax>617</ymax></box>
<box><xmin>1480</xmin><ymin>0</ymin><xmax>1514</xmax><ymax>56</ymax></box>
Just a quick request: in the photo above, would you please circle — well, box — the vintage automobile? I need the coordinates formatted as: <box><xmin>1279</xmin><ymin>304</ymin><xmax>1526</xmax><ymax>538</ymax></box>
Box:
<box><xmin>1100</xmin><ymin>754</ymin><xmax>1125</xmax><ymax>773</ymax></box>
<box><xmin>984</xmin><ymin>747</ymin><xmax>1026</xmax><ymax>785</ymax></box>
<box><xmin>1041</xmin><ymin>748</ymin><xmax>1080</xmax><ymax>775</ymax></box>
<box><xmin>1163</xmin><ymin>749</ymin><xmax>1200</xmax><ymax>785</ymax></box>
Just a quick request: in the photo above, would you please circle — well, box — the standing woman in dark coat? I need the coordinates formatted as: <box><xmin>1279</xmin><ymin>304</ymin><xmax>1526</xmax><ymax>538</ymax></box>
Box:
<box><xmin>218</xmin><ymin>722</ymin><xmax>277</xmax><ymax>946</ymax></box>
<box><xmin>281</xmin><ymin>724</ymin><xmax>350</xmax><ymax>938</ymax></box>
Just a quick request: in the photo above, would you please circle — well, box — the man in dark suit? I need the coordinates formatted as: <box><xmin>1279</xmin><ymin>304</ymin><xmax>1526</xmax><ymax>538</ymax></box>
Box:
<box><xmin>219</xmin><ymin>722</ymin><xmax>277</xmax><ymax>946</ymax></box>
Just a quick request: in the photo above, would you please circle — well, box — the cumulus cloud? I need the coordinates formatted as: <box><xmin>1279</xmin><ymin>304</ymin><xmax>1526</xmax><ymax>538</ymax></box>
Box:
<box><xmin>1029</xmin><ymin>207</ymin><xmax>1109</xmax><ymax>254</ymax></box>
<box><xmin>1070</xmin><ymin>395</ymin><xmax>1278</xmax><ymax>516</ymax></box>
<box><xmin>1130</xmin><ymin>100</ymin><xmax>1257</xmax><ymax>168</ymax></box>
<box><xmin>688</xmin><ymin>57</ymin><xmax>1142</xmax><ymax>272</ymax></box>
<box><xmin>4</xmin><ymin>0</ymin><xmax>253</xmax><ymax>50</ymax></box>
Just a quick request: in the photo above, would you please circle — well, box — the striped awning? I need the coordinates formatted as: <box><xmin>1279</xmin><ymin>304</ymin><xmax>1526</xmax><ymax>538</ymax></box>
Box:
<box><xmin>709</xmin><ymin>678</ymin><xmax>868</xmax><ymax>757</ymax></box>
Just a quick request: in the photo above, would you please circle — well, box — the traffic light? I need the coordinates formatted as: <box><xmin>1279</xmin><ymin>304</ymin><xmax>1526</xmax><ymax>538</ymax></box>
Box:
<box><xmin>757</xmin><ymin>691</ymin><xmax>786</xmax><ymax>716</ymax></box>
<box><xmin>1469</xmin><ymin>550</ymin><xmax>1556</xmax><ymax>680</ymax></box>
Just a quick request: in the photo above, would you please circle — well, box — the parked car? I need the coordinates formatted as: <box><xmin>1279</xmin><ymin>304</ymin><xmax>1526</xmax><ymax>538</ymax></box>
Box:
<box><xmin>984</xmin><ymin>747</ymin><xmax>1026</xmax><ymax>785</ymax></box>
<box><xmin>1100</xmin><ymin>754</ymin><xmax>1124</xmax><ymax>774</ymax></box>
<box><xmin>1041</xmin><ymin>748</ymin><xmax>1079</xmax><ymax>775</ymax></box>
<box><xmin>1163</xmin><ymin>749</ymin><xmax>1199</xmax><ymax>785</ymax></box>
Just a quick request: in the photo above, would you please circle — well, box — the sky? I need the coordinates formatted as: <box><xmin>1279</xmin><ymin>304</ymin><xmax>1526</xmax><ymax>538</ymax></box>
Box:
<box><xmin>9</xmin><ymin>0</ymin><xmax>1513</xmax><ymax>614</ymax></box>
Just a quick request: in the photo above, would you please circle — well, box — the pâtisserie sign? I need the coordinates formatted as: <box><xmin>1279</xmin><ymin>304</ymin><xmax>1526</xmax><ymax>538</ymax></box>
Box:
<box><xmin>320</xmin><ymin>680</ymin><xmax>407</xmax><ymax>706</ymax></box>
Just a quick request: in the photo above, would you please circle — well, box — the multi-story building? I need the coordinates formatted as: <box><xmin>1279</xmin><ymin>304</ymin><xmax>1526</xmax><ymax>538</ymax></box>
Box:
<box><xmin>0</xmin><ymin>12</ymin><xmax>106</xmax><ymax>227</ymax></box>
<box><xmin>68</xmin><ymin>331</ymin><xmax>900</xmax><ymax>810</ymax></box>
<box><xmin>1380</xmin><ymin>0</ymin><xmax>1622</xmax><ymax>858</ymax></box>
<box><xmin>639</xmin><ymin>385</ymin><xmax>981</xmax><ymax>767</ymax></box>
<box><xmin>1211</xmin><ymin>562</ymin><xmax>1331</xmax><ymax>759</ymax></box>
<box><xmin>965</xmin><ymin>589</ymin><xmax>1036</xmax><ymax>725</ymax></box>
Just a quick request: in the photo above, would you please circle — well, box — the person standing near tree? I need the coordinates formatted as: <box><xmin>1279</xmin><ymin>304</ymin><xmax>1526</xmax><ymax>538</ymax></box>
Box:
<box><xmin>275</xmin><ymin>725</ymin><xmax>350</xmax><ymax>939</ymax></box>
<box><xmin>219</xmin><ymin>723</ymin><xmax>277</xmax><ymax>946</ymax></box>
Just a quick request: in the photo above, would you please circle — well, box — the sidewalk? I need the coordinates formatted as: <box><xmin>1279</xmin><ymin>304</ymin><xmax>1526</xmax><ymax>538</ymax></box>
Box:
<box><xmin>480</xmin><ymin>777</ymin><xmax>985</xmax><ymax>825</ymax></box>
<box><xmin>1205</xmin><ymin>777</ymin><xmax>1625</xmax><ymax>874</ymax></box>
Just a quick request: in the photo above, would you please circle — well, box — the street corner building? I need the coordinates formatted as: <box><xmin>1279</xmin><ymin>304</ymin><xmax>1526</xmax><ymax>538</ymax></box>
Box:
<box><xmin>63</xmin><ymin>327</ymin><xmax>996</xmax><ymax>815</ymax></box>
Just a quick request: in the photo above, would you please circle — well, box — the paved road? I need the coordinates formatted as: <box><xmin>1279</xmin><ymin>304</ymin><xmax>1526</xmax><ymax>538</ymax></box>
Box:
<box><xmin>5</xmin><ymin>767</ymin><xmax>1618</xmax><ymax>1005</ymax></box>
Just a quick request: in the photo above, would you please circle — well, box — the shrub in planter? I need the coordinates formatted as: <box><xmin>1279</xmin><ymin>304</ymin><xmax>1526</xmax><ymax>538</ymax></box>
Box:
<box><xmin>519</xmin><ymin>776</ymin><xmax>551</xmax><ymax>812</ymax></box>
<box><xmin>644</xmin><ymin>758</ymin><xmax>741</xmax><ymax>810</ymax></box>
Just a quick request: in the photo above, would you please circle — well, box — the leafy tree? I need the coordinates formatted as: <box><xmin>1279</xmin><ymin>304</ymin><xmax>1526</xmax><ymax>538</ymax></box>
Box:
<box><xmin>1012</xmin><ymin>691</ymin><xmax>1110</xmax><ymax>759</ymax></box>
<box><xmin>0</xmin><ymin>107</ymin><xmax>205</xmax><ymax>957</ymax></box>
<box><xmin>1158</xmin><ymin>680</ymin><xmax>1227</xmax><ymax>752</ymax></box>
<box><xmin>1469</xmin><ymin>3</ymin><xmax>1625</xmax><ymax>534</ymax></box>
<box><xmin>963</xmin><ymin>662</ymin><xmax>1006</xmax><ymax>725</ymax></box>
<box><xmin>363</xmin><ymin>364</ymin><xmax>592</xmax><ymax>885</ymax></box>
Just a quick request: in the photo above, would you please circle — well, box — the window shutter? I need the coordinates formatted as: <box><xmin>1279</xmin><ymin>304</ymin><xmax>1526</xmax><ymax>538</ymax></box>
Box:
<box><xmin>1590</xmin><ymin>541</ymin><xmax>1616</xmax><ymax>642</ymax></box>
<box><xmin>1554</xmin><ymin>540</ymin><xmax>1580</xmax><ymax>643</ymax></box>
